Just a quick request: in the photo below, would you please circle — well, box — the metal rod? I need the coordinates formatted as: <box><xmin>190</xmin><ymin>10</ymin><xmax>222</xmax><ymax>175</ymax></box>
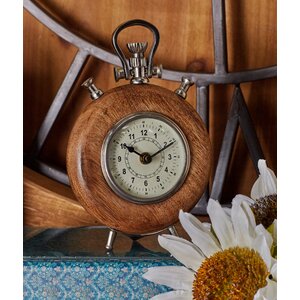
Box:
<box><xmin>210</xmin><ymin>88</ymin><xmax>240</xmax><ymax>201</ymax></box>
<box><xmin>212</xmin><ymin>0</ymin><xmax>228</xmax><ymax>74</ymax></box>
<box><xmin>236</xmin><ymin>86</ymin><xmax>264</xmax><ymax>174</ymax></box>
<box><xmin>23</xmin><ymin>0</ymin><xmax>120</xmax><ymax>66</ymax></box>
<box><xmin>165</xmin><ymin>66</ymin><xmax>276</xmax><ymax>86</ymax></box>
<box><xmin>168</xmin><ymin>226</ymin><xmax>179</xmax><ymax>236</ymax></box>
<box><xmin>106</xmin><ymin>229</ymin><xmax>117</xmax><ymax>251</ymax></box>
<box><xmin>29</xmin><ymin>50</ymin><xmax>88</xmax><ymax>157</ymax></box>
<box><xmin>30</xmin><ymin>159</ymin><xmax>70</xmax><ymax>185</ymax></box>
<box><xmin>192</xmin><ymin>86</ymin><xmax>210</xmax><ymax>214</ymax></box>
<box><xmin>24</xmin><ymin>0</ymin><xmax>276</xmax><ymax>85</ymax></box>
<box><xmin>196</xmin><ymin>86</ymin><xmax>209</xmax><ymax>126</ymax></box>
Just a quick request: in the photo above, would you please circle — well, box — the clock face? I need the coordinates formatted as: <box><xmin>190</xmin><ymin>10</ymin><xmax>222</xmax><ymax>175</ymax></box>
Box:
<box><xmin>101</xmin><ymin>112</ymin><xmax>190</xmax><ymax>204</ymax></box>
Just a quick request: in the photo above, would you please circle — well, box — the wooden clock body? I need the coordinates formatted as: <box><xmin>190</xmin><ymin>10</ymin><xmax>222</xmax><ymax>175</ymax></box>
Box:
<box><xmin>67</xmin><ymin>84</ymin><xmax>211</xmax><ymax>235</ymax></box>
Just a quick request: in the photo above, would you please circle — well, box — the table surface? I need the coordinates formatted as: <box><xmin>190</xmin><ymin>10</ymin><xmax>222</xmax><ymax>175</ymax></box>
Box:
<box><xmin>23</xmin><ymin>226</ymin><xmax>187</xmax><ymax>299</ymax></box>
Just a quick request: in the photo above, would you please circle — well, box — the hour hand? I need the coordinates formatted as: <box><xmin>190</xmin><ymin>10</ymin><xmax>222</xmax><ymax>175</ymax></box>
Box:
<box><xmin>123</xmin><ymin>144</ymin><xmax>142</xmax><ymax>156</ymax></box>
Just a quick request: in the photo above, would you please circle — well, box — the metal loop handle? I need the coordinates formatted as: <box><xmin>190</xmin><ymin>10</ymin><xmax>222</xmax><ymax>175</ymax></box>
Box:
<box><xmin>112</xmin><ymin>19</ymin><xmax>160</xmax><ymax>79</ymax></box>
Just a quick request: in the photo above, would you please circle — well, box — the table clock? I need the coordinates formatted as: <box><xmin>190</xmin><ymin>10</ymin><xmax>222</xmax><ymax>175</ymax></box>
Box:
<box><xmin>67</xmin><ymin>20</ymin><xmax>211</xmax><ymax>246</ymax></box>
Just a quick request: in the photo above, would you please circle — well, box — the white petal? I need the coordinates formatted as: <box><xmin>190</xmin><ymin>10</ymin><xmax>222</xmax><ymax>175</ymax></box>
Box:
<box><xmin>149</xmin><ymin>290</ymin><xmax>193</xmax><ymax>300</ymax></box>
<box><xmin>143</xmin><ymin>266</ymin><xmax>195</xmax><ymax>291</ymax></box>
<box><xmin>254</xmin><ymin>279</ymin><xmax>277</xmax><ymax>300</ymax></box>
<box><xmin>202</xmin><ymin>222</ymin><xmax>212</xmax><ymax>230</ymax></box>
<box><xmin>253</xmin><ymin>292</ymin><xmax>265</xmax><ymax>300</ymax></box>
<box><xmin>253</xmin><ymin>234</ymin><xmax>272</xmax><ymax>270</ymax></box>
<box><xmin>253</xmin><ymin>290</ymin><xmax>265</xmax><ymax>300</ymax></box>
<box><xmin>232</xmin><ymin>195</ymin><xmax>257</xmax><ymax>238</ymax></box>
<box><xmin>207</xmin><ymin>199</ymin><xmax>236</xmax><ymax>249</ymax></box>
<box><xmin>251</xmin><ymin>160</ymin><xmax>277</xmax><ymax>199</ymax></box>
<box><xmin>255</xmin><ymin>224</ymin><xmax>273</xmax><ymax>250</ymax></box>
<box><xmin>158</xmin><ymin>235</ymin><xmax>205</xmax><ymax>272</ymax></box>
<box><xmin>179</xmin><ymin>210</ymin><xmax>221</xmax><ymax>257</ymax></box>
<box><xmin>272</xmin><ymin>219</ymin><xmax>277</xmax><ymax>244</ymax></box>
<box><xmin>231</xmin><ymin>201</ymin><xmax>253</xmax><ymax>247</ymax></box>
<box><xmin>223</xmin><ymin>207</ymin><xmax>232</xmax><ymax>217</ymax></box>
<box><xmin>270</xmin><ymin>261</ymin><xmax>277</xmax><ymax>281</ymax></box>
<box><xmin>241</xmin><ymin>201</ymin><xmax>257</xmax><ymax>233</ymax></box>
<box><xmin>232</xmin><ymin>194</ymin><xmax>255</xmax><ymax>206</ymax></box>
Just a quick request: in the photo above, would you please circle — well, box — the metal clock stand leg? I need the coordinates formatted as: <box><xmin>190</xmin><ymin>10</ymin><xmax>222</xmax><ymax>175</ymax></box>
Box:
<box><xmin>106</xmin><ymin>226</ymin><xmax>178</xmax><ymax>251</ymax></box>
<box><xmin>105</xmin><ymin>229</ymin><xmax>117</xmax><ymax>251</ymax></box>
<box><xmin>168</xmin><ymin>226</ymin><xmax>179</xmax><ymax>236</ymax></box>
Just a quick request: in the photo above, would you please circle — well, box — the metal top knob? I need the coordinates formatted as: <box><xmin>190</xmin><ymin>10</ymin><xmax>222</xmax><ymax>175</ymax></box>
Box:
<box><xmin>126</xmin><ymin>42</ymin><xmax>148</xmax><ymax>84</ymax></box>
<box><xmin>127</xmin><ymin>42</ymin><xmax>148</xmax><ymax>55</ymax></box>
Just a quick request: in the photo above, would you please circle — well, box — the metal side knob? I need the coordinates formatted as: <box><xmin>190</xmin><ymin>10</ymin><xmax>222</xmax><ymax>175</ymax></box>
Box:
<box><xmin>81</xmin><ymin>77</ymin><xmax>104</xmax><ymax>100</ymax></box>
<box><xmin>114</xmin><ymin>67</ymin><xmax>126</xmax><ymax>82</ymax></box>
<box><xmin>175</xmin><ymin>77</ymin><xmax>194</xmax><ymax>99</ymax></box>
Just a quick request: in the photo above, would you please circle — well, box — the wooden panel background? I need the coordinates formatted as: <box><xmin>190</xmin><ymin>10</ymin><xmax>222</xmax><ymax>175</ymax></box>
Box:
<box><xmin>24</xmin><ymin>0</ymin><xmax>276</xmax><ymax>226</ymax></box>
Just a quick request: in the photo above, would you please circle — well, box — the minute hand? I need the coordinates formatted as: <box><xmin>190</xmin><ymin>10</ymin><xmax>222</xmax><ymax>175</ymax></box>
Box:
<box><xmin>151</xmin><ymin>141</ymin><xmax>175</xmax><ymax>158</ymax></box>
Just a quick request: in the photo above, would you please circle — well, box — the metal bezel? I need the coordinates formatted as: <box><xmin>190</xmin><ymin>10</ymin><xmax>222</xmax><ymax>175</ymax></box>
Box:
<box><xmin>101</xmin><ymin>112</ymin><xmax>191</xmax><ymax>204</ymax></box>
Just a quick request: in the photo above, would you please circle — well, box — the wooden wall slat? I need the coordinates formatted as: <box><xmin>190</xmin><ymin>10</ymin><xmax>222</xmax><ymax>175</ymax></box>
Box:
<box><xmin>24</xmin><ymin>167</ymin><xmax>101</xmax><ymax>227</ymax></box>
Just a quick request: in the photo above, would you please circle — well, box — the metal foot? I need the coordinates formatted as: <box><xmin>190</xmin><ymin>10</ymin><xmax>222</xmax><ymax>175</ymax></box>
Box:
<box><xmin>105</xmin><ymin>229</ymin><xmax>117</xmax><ymax>251</ymax></box>
<box><xmin>168</xmin><ymin>226</ymin><xmax>179</xmax><ymax>236</ymax></box>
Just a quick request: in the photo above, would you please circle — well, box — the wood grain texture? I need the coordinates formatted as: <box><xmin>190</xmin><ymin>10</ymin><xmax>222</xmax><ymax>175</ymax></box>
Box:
<box><xmin>24</xmin><ymin>167</ymin><xmax>102</xmax><ymax>227</ymax></box>
<box><xmin>67</xmin><ymin>84</ymin><xmax>211</xmax><ymax>234</ymax></box>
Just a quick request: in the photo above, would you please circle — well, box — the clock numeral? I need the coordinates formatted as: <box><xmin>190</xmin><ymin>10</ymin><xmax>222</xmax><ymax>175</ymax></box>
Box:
<box><xmin>165</xmin><ymin>167</ymin><xmax>168</xmax><ymax>172</ymax></box>
<box><xmin>156</xmin><ymin>176</ymin><xmax>160</xmax><ymax>182</ymax></box>
<box><xmin>122</xmin><ymin>168</ymin><xmax>126</xmax><ymax>174</ymax></box>
<box><xmin>144</xmin><ymin>180</ymin><xmax>148</xmax><ymax>186</ymax></box>
<box><xmin>168</xmin><ymin>154</ymin><xmax>172</xmax><ymax>160</ymax></box>
<box><xmin>129</xmin><ymin>134</ymin><xmax>135</xmax><ymax>140</ymax></box>
<box><xmin>131</xmin><ymin>177</ymin><xmax>135</xmax><ymax>183</ymax></box>
<box><xmin>120</xmin><ymin>143</ymin><xmax>126</xmax><ymax>149</ymax></box>
<box><xmin>118</xmin><ymin>156</ymin><xmax>122</xmax><ymax>162</ymax></box>
<box><xmin>141</xmin><ymin>129</ymin><xmax>148</xmax><ymax>136</ymax></box>
<box><xmin>154</xmin><ymin>133</ymin><xmax>157</xmax><ymax>139</ymax></box>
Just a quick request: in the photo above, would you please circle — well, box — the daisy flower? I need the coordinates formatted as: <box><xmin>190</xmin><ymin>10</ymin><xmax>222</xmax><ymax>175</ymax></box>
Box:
<box><xmin>235</xmin><ymin>159</ymin><xmax>277</xmax><ymax>228</ymax></box>
<box><xmin>143</xmin><ymin>199</ymin><xmax>277</xmax><ymax>299</ymax></box>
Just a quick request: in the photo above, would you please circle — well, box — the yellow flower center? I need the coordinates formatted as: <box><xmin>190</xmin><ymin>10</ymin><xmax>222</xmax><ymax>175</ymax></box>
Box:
<box><xmin>192</xmin><ymin>247</ymin><xmax>268</xmax><ymax>300</ymax></box>
<box><xmin>251</xmin><ymin>194</ymin><xmax>277</xmax><ymax>228</ymax></box>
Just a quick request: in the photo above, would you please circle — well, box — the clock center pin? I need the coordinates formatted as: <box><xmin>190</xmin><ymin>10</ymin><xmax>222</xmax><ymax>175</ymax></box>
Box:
<box><xmin>140</xmin><ymin>152</ymin><xmax>152</xmax><ymax>165</ymax></box>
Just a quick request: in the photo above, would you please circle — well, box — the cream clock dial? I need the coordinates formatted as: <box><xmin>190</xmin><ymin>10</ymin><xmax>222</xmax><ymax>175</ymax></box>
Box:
<box><xmin>101</xmin><ymin>112</ymin><xmax>190</xmax><ymax>204</ymax></box>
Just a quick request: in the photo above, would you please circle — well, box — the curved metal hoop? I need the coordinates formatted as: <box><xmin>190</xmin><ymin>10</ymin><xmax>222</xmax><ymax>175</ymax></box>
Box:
<box><xmin>112</xmin><ymin>19</ymin><xmax>160</xmax><ymax>79</ymax></box>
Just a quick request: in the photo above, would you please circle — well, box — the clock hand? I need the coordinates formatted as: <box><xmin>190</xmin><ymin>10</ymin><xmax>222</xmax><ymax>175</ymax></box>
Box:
<box><xmin>123</xmin><ymin>144</ymin><xmax>142</xmax><ymax>156</ymax></box>
<box><xmin>151</xmin><ymin>140</ymin><xmax>175</xmax><ymax>158</ymax></box>
<box><xmin>124</xmin><ymin>143</ymin><xmax>153</xmax><ymax>165</ymax></box>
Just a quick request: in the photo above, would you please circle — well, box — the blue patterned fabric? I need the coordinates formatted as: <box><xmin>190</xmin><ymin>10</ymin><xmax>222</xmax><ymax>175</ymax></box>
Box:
<box><xmin>23</xmin><ymin>258</ymin><xmax>180</xmax><ymax>300</ymax></box>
